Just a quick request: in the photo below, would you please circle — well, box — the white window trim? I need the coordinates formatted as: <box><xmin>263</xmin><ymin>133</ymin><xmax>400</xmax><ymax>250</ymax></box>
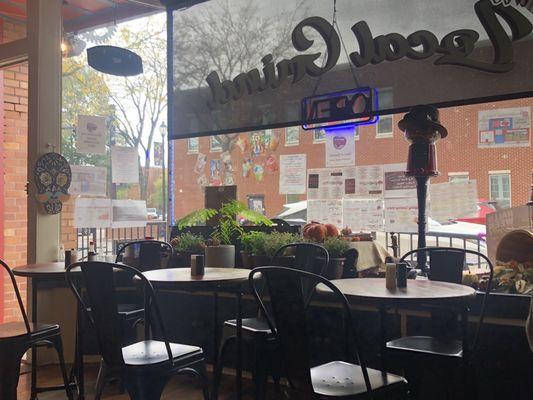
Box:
<box><xmin>488</xmin><ymin>172</ymin><xmax>512</xmax><ymax>208</ymax></box>
<box><xmin>448</xmin><ymin>172</ymin><xmax>469</xmax><ymax>176</ymax></box>
<box><xmin>187</xmin><ymin>138</ymin><xmax>199</xmax><ymax>154</ymax></box>
<box><xmin>376</xmin><ymin>114</ymin><xmax>394</xmax><ymax>138</ymax></box>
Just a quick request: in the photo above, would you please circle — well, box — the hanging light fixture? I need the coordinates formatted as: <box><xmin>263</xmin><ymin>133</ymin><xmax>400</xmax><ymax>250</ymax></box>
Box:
<box><xmin>87</xmin><ymin>45</ymin><xmax>143</xmax><ymax>76</ymax></box>
<box><xmin>61</xmin><ymin>34</ymin><xmax>86</xmax><ymax>58</ymax></box>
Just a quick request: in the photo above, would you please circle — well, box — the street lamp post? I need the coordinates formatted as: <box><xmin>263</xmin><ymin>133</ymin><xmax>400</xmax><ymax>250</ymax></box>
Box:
<box><xmin>159</xmin><ymin>121</ymin><xmax>167</xmax><ymax>225</ymax></box>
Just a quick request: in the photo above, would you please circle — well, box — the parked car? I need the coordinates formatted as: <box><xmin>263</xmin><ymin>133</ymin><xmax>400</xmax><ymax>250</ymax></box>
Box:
<box><xmin>456</xmin><ymin>198</ymin><xmax>496</xmax><ymax>225</ymax></box>
<box><xmin>147</xmin><ymin>208</ymin><xmax>158</xmax><ymax>220</ymax></box>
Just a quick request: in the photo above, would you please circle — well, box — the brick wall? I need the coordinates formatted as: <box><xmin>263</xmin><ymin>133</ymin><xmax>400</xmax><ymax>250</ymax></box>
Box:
<box><xmin>172</xmin><ymin>98</ymin><xmax>533</xmax><ymax>219</ymax></box>
<box><xmin>2</xmin><ymin>18</ymin><xmax>28</xmax><ymax>323</ymax></box>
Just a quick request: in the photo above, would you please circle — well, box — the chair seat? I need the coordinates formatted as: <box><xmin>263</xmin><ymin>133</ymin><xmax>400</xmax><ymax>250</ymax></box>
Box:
<box><xmin>122</xmin><ymin>339</ymin><xmax>203</xmax><ymax>366</ymax></box>
<box><xmin>311</xmin><ymin>361</ymin><xmax>406</xmax><ymax>397</ymax></box>
<box><xmin>386</xmin><ymin>336</ymin><xmax>463</xmax><ymax>358</ymax></box>
<box><xmin>86</xmin><ymin>304</ymin><xmax>144</xmax><ymax>318</ymax></box>
<box><xmin>224</xmin><ymin>317</ymin><xmax>273</xmax><ymax>334</ymax></box>
<box><xmin>0</xmin><ymin>322</ymin><xmax>59</xmax><ymax>340</ymax></box>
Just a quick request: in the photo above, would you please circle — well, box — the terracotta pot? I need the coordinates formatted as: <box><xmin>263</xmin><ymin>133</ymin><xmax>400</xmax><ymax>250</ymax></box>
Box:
<box><xmin>241</xmin><ymin>251</ymin><xmax>254</xmax><ymax>269</ymax></box>
<box><xmin>252</xmin><ymin>255</ymin><xmax>295</xmax><ymax>268</ymax></box>
<box><xmin>205</xmin><ymin>245</ymin><xmax>235</xmax><ymax>268</ymax></box>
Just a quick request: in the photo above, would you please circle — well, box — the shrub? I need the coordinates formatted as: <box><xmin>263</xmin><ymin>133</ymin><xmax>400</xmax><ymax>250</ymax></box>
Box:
<box><xmin>322</xmin><ymin>236</ymin><xmax>350</xmax><ymax>258</ymax></box>
<box><xmin>171</xmin><ymin>233</ymin><xmax>206</xmax><ymax>253</ymax></box>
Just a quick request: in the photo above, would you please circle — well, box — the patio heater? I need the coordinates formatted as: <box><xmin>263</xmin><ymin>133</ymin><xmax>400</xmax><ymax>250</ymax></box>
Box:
<box><xmin>398</xmin><ymin>105</ymin><xmax>448</xmax><ymax>272</ymax></box>
<box><xmin>159</xmin><ymin>121</ymin><xmax>167</xmax><ymax>224</ymax></box>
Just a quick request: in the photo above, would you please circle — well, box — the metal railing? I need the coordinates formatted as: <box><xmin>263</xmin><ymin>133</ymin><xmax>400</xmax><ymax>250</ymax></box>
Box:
<box><xmin>76</xmin><ymin>221</ymin><xmax>168</xmax><ymax>260</ymax></box>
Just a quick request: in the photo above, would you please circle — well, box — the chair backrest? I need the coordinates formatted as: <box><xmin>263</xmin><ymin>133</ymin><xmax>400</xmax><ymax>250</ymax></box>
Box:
<box><xmin>249</xmin><ymin>267</ymin><xmax>372</xmax><ymax>396</ymax></box>
<box><xmin>400</xmin><ymin>247</ymin><xmax>494</xmax><ymax>351</ymax></box>
<box><xmin>116</xmin><ymin>240</ymin><xmax>173</xmax><ymax>272</ymax></box>
<box><xmin>65</xmin><ymin>261</ymin><xmax>173</xmax><ymax>368</ymax></box>
<box><xmin>0</xmin><ymin>259</ymin><xmax>30</xmax><ymax>333</ymax></box>
<box><xmin>273</xmin><ymin>242</ymin><xmax>329</xmax><ymax>276</ymax></box>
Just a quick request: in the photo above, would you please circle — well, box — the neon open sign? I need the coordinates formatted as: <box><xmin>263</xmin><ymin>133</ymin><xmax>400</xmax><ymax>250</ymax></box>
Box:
<box><xmin>301</xmin><ymin>87</ymin><xmax>379</xmax><ymax>130</ymax></box>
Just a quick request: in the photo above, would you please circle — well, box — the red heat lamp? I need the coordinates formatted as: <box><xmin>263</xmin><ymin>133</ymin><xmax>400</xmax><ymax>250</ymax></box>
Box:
<box><xmin>398</xmin><ymin>105</ymin><xmax>448</xmax><ymax>271</ymax></box>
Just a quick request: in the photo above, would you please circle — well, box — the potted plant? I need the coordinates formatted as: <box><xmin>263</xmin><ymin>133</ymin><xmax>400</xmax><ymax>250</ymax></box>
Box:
<box><xmin>321</xmin><ymin>236</ymin><xmax>350</xmax><ymax>279</ymax></box>
<box><xmin>252</xmin><ymin>232</ymin><xmax>300</xmax><ymax>267</ymax></box>
<box><xmin>170</xmin><ymin>233</ymin><xmax>206</xmax><ymax>267</ymax></box>
<box><xmin>240</xmin><ymin>231</ymin><xmax>266</xmax><ymax>269</ymax></box>
<box><xmin>177</xmin><ymin>200</ymin><xmax>272</xmax><ymax>268</ymax></box>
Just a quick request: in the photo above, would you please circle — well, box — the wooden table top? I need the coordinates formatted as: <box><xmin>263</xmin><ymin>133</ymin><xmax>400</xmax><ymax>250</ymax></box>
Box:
<box><xmin>317</xmin><ymin>278</ymin><xmax>475</xmax><ymax>303</ymax></box>
<box><xmin>13</xmin><ymin>262</ymin><xmax>72</xmax><ymax>278</ymax></box>
<box><xmin>142</xmin><ymin>267</ymin><xmax>250</xmax><ymax>289</ymax></box>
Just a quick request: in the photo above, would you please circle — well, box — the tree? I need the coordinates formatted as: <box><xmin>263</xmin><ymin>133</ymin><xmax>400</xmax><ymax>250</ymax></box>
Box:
<box><xmin>105</xmin><ymin>16</ymin><xmax>167</xmax><ymax>200</ymax></box>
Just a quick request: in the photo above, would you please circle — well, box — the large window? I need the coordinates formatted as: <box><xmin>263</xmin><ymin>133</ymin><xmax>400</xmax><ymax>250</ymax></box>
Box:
<box><xmin>448</xmin><ymin>172</ymin><xmax>469</xmax><ymax>183</ymax></box>
<box><xmin>489</xmin><ymin>172</ymin><xmax>511</xmax><ymax>209</ymax></box>
<box><xmin>376</xmin><ymin>88</ymin><xmax>394</xmax><ymax>138</ymax></box>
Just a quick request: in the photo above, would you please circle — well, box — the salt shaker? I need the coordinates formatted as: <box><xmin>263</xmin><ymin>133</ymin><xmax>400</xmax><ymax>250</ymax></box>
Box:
<box><xmin>396</xmin><ymin>262</ymin><xmax>407</xmax><ymax>288</ymax></box>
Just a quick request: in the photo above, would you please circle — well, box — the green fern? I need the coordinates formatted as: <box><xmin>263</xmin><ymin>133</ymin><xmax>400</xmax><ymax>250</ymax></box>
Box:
<box><xmin>176</xmin><ymin>208</ymin><xmax>217</xmax><ymax>229</ymax></box>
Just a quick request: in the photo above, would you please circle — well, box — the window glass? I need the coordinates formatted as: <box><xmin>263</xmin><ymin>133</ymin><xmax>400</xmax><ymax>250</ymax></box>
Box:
<box><xmin>285</xmin><ymin>126</ymin><xmax>300</xmax><ymax>146</ymax></box>
<box><xmin>490</xmin><ymin>173</ymin><xmax>511</xmax><ymax>208</ymax></box>
<box><xmin>187</xmin><ymin>137</ymin><xmax>199</xmax><ymax>153</ymax></box>
<box><xmin>210</xmin><ymin>136</ymin><xmax>222</xmax><ymax>152</ymax></box>
<box><xmin>449</xmin><ymin>174</ymin><xmax>469</xmax><ymax>183</ymax></box>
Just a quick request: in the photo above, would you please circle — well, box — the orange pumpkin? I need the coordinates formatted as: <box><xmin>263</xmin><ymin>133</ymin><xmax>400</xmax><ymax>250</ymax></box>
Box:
<box><xmin>303</xmin><ymin>222</ymin><xmax>327</xmax><ymax>242</ymax></box>
<box><xmin>324</xmin><ymin>224</ymin><xmax>339</xmax><ymax>237</ymax></box>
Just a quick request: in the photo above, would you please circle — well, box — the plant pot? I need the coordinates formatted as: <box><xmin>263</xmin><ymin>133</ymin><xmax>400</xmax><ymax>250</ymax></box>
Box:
<box><xmin>205</xmin><ymin>245</ymin><xmax>235</xmax><ymax>268</ymax></box>
<box><xmin>241</xmin><ymin>251</ymin><xmax>254</xmax><ymax>269</ymax></box>
<box><xmin>252</xmin><ymin>254</ymin><xmax>295</xmax><ymax>268</ymax></box>
<box><xmin>171</xmin><ymin>251</ymin><xmax>203</xmax><ymax>268</ymax></box>
<box><xmin>321</xmin><ymin>257</ymin><xmax>346</xmax><ymax>280</ymax></box>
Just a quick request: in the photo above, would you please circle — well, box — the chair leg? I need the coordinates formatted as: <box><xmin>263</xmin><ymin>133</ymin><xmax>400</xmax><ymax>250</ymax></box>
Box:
<box><xmin>51</xmin><ymin>334</ymin><xmax>74</xmax><ymax>400</ymax></box>
<box><xmin>31</xmin><ymin>344</ymin><xmax>38</xmax><ymax>400</ymax></box>
<box><xmin>252</xmin><ymin>338</ymin><xmax>268</xmax><ymax>400</ymax></box>
<box><xmin>196</xmin><ymin>361</ymin><xmax>210</xmax><ymax>400</ymax></box>
<box><xmin>212</xmin><ymin>334</ymin><xmax>236</xmax><ymax>400</ymax></box>
<box><xmin>94</xmin><ymin>358</ymin><xmax>109</xmax><ymax>400</ymax></box>
<box><xmin>0</xmin><ymin>346</ymin><xmax>24</xmax><ymax>400</ymax></box>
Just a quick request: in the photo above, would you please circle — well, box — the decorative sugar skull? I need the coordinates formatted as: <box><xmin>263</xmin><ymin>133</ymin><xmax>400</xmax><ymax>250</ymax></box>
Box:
<box><xmin>34</xmin><ymin>152</ymin><xmax>72</xmax><ymax>214</ymax></box>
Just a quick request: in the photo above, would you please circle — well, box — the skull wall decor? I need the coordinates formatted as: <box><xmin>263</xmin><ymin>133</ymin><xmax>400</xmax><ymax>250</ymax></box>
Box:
<box><xmin>34</xmin><ymin>152</ymin><xmax>72</xmax><ymax>214</ymax></box>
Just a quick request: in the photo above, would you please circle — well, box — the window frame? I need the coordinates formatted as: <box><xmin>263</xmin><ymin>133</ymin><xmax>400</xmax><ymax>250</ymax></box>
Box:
<box><xmin>488</xmin><ymin>171</ymin><xmax>512</xmax><ymax>209</ymax></box>
<box><xmin>187</xmin><ymin>137</ymin><xmax>199</xmax><ymax>154</ymax></box>
<box><xmin>375</xmin><ymin>114</ymin><xmax>394</xmax><ymax>138</ymax></box>
<box><xmin>285</xmin><ymin>126</ymin><xmax>300</xmax><ymax>146</ymax></box>
<box><xmin>210</xmin><ymin>135</ymin><xmax>222</xmax><ymax>153</ymax></box>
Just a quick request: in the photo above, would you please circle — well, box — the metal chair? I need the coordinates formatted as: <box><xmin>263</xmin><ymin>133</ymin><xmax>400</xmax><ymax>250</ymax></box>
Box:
<box><xmin>341</xmin><ymin>248</ymin><xmax>359</xmax><ymax>279</ymax></box>
<box><xmin>213</xmin><ymin>243</ymin><xmax>329</xmax><ymax>400</ymax></box>
<box><xmin>0</xmin><ymin>259</ymin><xmax>72</xmax><ymax>400</ymax></box>
<box><xmin>116</xmin><ymin>240</ymin><xmax>173</xmax><ymax>271</ymax></box>
<box><xmin>66</xmin><ymin>261</ymin><xmax>209</xmax><ymax>400</ymax></box>
<box><xmin>250</xmin><ymin>266</ymin><xmax>408</xmax><ymax>399</ymax></box>
<box><xmin>386</xmin><ymin>247</ymin><xmax>494</xmax><ymax>397</ymax></box>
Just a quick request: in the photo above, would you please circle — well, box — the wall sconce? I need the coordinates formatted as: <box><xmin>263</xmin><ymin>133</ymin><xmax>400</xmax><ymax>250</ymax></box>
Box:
<box><xmin>398</xmin><ymin>105</ymin><xmax>447</xmax><ymax>271</ymax></box>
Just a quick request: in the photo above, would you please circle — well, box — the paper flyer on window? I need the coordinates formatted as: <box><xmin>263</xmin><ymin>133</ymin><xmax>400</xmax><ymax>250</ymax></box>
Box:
<box><xmin>384</xmin><ymin>197</ymin><xmax>420</xmax><ymax>233</ymax></box>
<box><xmin>478</xmin><ymin>107</ymin><xmax>530</xmax><ymax>148</ymax></box>
<box><xmin>307</xmin><ymin>167</ymin><xmax>356</xmax><ymax>200</ymax></box>
<box><xmin>429</xmin><ymin>180</ymin><xmax>478</xmax><ymax>222</ymax></box>
<box><xmin>111</xmin><ymin>146</ymin><xmax>139</xmax><ymax>184</ymax></box>
<box><xmin>307</xmin><ymin>199</ymin><xmax>343</xmax><ymax>228</ymax></box>
<box><xmin>354</xmin><ymin>164</ymin><xmax>384</xmax><ymax>197</ymax></box>
<box><xmin>325</xmin><ymin>128</ymin><xmax>355</xmax><ymax>167</ymax></box>
<box><xmin>74</xmin><ymin>198</ymin><xmax>112</xmax><ymax>228</ymax></box>
<box><xmin>383</xmin><ymin>163</ymin><xmax>417</xmax><ymax>198</ymax></box>
<box><xmin>70</xmin><ymin>165</ymin><xmax>107</xmax><ymax>196</ymax></box>
<box><xmin>279</xmin><ymin>154</ymin><xmax>306</xmax><ymax>194</ymax></box>
<box><xmin>342</xmin><ymin>198</ymin><xmax>384</xmax><ymax>232</ymax></box>
<box><xmin>76</xmin><ymin>115</ymin><xmax>107</xmax><ymax>155</ymax></box>
<box><xmin>111</xmin><ymin>200</ymin><xmax>147</xmax><ymax>228</ymax></box>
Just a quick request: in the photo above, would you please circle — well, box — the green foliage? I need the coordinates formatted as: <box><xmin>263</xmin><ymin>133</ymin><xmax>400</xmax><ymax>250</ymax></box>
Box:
<box><xmin>170</xmin><ymin>233</ymin><xmax>206</xmax><ymax>253</ymax></box>
<box><xmin>262</xmin><ymin>232</ymin><xmax>301</xmax><ymax>258</ymax></box>
<box><xmin>322</xmin><ymin>237</ymin><xmax>350</xmax><ymax>258</ymax></box>
<box><xmin>176</xmin><ymin>200</ymin><xmax>272</xmax><ymax>246</ymax></box>
<box><xmin>240</xmin><ymin>231</ymin><xmax>268</xmax><ymax>254</ymax></box>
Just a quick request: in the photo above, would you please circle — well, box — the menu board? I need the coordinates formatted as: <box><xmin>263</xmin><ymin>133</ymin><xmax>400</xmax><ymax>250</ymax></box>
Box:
<box><xmin>384</xmin><ymin>197</ymin><xmax>420</xmax><ymax>233</ymax></box>
<box><xmin>307</xmin><ymin>167</ymin><xmax>356</xmax><ymax>200</ymax></box>
<box><xmin>343</xmin><ymin>198</ymin><xmax>384</xmax><ymax>232</ymax></box>
<box><xmin>383</xmin><ymin>163</ymin><xmax>417</xmax><ymax>198</ymax></box>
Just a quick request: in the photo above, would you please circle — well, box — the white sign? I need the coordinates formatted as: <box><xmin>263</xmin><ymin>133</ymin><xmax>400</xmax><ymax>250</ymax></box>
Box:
<box><xmin>325</xmin><ymin>128</ymin><xmax>355</xmax><ymax>167</ymax></box>
<box><xmin>279</xmin><ymin>154</ymin><xmax>306</xmax><ymax>194</ymax></box>
<box><xmin>383</xmin><ymin>163</ymin><xmax>417</xmax><ymax>198</ymax></box>
<box><xmin>384</xmin><ymin>197</ymin><xmax>420</xmax><ymax>233</ymax></box>
<box><xmin>76</xmin><ymin>115</ymin><xmax>107</xmax><ymax>155</ymax></box>
<box><xmin>307</xmin><ymin>199</ymin><xmax>343</xmax><ymax>228</ymax></box>
<box><xmin>429</xmin><ymin>180</ymin><xmax>478</xmax><ymax>222</ymax></box>
<box><xmin>74</xmin><ymin>198</ymin><xmax>112</xmax><ymax>228</ymax></box>
<box><xmin>355</xmin><ymin>164</ymin><xmax>384</xmax><ymax>197</ymax></box>
<box><xmin>70</xmin><ymin>165</ymin><xmax>107</xmax><ymax>196</ymax></box>
<box><xmin>111</xmin><ymin>146</ymin><xmax>139</xmax><ymax>184</ymax></box>
<box><xmin>112</xmin><ymin>200</ymin><xmax>147</xmax><ymax>228</ymax></box>
<box><xmin>307</xmin><ymin>167</ymin><xmax>356</xmax><ymax>200</ymax></box>
<box><xmin>478</xmin><ymin>107</ymin><xmax>530</xmax><ymax>148</ymax></box>
<box><xmin>343</xmin><ymin>198</ymin><xmax>384</xmax><ymax>232</ymax></box>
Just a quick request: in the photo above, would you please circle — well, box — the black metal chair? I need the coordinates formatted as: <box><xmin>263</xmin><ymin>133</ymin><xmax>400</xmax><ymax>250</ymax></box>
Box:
<box><xmin>66</xmin><ymin>261</ymin><xmax>209</xmax><ymax>400</ymax></box>
<box><xmin>250</xmin><ymin>266</ymin><xmax>408</xmax><ymax>399</ymax></box>
<box><xmin>386</xmin><ymin>247</ymin><xmax>494</xmax><ymax>396</ymax></box>
<box><xmin>0</xmin><ymin>259</ymin><xmax>72</xmax><ymax>400</ymax></box>
<box><xmin>213</xmin><ymin>243</ymin><xmax>329</xmax><ymax>400</ymax></box>
<box><xmin>116</xmin><ymin>240</ymin><xmax>173</xmax><ymax>271</ymax></box>
<box><xmin>341</xmin><ymin>248</ymin><xmax>359</xmax><ymax>279</ymax></box>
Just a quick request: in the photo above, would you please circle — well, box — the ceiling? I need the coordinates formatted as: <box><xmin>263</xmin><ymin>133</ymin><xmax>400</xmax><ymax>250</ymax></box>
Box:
<box><xmin>0</xmin><ymin>0</ymin><xmax>164</xmax><ymax>33</ymax></box>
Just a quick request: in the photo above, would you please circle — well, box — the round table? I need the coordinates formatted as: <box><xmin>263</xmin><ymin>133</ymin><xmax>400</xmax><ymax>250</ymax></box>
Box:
<box><xmin>319</xmin><ymin>278</ymin><xmax>476</xmax><ymax>303</ymax></box>
<box><xmin>142</xmin><ymin>267</ymin><xmax>250</xmax><ymax>400</ymax></box>
<box><xmin>317</xmin><ymin>278</ymin><xmax>475</xmax><ymax>371</ymax></box>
